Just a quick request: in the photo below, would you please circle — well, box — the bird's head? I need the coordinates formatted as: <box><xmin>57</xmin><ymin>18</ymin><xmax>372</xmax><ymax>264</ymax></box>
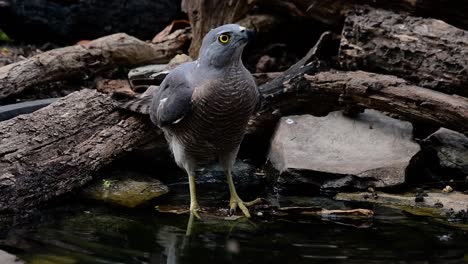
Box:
<box><xmin>198</xmin><ymin>24</ymin><xmax>255</xmax><ymax>69</ymax></box>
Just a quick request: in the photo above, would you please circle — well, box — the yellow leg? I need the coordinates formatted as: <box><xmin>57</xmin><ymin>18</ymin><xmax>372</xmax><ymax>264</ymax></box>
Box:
<box><xmin>226</xmin><ymin>171</ymin><xmax>263</xmax><ymax>218</ymax></box>
<box><xmin>188</xmin><ymin>172</ymin><xmax>201</xmax><ymax>220</ymax></box>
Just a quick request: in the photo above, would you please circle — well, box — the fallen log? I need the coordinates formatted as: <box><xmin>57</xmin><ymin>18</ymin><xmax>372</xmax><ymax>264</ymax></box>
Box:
<box><xmin>307</xmin><ymin>71</ymin><xmax>468</xmax><ymax>135</ymax></box>
<box><xmin>339</xmin><ymin>8</ymin><xmax>468</xmax><ymax>97</ymax></box>
<box><xmin>0</xmin><ymin>30</ymin><xmax>190</xmax><ymax>100</ymax></box>
<box><xmin>0</xmin><ymin>89</ymin><xmax>162</xmax><ymax>214</ymax></box>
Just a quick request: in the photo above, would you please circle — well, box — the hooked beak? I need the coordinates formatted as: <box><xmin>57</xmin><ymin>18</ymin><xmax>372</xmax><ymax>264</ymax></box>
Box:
<box><xmin>239</xmin><ymin>27</ymin><xmax>256</xmax><ymax>42</ymax></box>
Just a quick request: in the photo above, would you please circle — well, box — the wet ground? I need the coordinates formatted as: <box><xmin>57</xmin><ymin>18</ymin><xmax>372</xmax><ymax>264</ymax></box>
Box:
<box><xmin>2</xmin><ymin>175</ymin><xmax>468</xmax><ymax>264</ymax></box>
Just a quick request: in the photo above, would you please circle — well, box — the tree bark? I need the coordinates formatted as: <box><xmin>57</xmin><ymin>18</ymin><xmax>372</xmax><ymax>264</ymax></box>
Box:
<box><xmin>339</xmin><ymin>8</ymin><xmax>468</xmax><ymax>97</ymax></box>
<box><xmin>0</xmin><ymin>30</ymin><xmax>190</xmax><ymax>100</ymax></box>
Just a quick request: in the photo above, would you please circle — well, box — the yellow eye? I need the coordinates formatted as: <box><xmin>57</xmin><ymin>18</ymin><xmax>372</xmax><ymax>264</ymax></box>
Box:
<box><xmin>218</xmin><ymin>34</ymin><xmax>230</xmax><ymax>44</ymax></box>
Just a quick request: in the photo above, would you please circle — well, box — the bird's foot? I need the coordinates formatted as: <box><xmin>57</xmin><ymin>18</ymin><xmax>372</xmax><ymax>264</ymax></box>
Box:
<box><xmin>190</xmin><ymin>202</ymin><xmax>202</xmax><ymax>220</ymax></box>
<box><xmin>229</xmin><ymin>196</ymin><xmax>264</xmax><ymax>218</ymax></box>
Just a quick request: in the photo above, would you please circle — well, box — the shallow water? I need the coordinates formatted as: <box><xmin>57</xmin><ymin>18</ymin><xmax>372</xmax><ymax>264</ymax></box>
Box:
<box><xmin>2</xmin><ymin>162</ymin><xmax>468</xmax><ymax>264</ymax></box>
<box><xmin>3</xmin><ymin>181</ymin><xmax>468</xmax><ymax>264</ymax></box>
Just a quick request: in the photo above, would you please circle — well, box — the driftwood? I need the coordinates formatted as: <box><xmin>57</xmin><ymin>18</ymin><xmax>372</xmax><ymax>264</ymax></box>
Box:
<box><xmin>0</xmin><ymin>30</ymin><xmax>190</xmax><ymax>100</ymax></box>
<box><xmin>339</xmin><ymin>8</ymin><xmax>468</xmax><ymax>97</ymax></box>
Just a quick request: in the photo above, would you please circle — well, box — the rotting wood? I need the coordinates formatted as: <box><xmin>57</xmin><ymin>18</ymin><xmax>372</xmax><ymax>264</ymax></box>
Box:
<box><xmin>0</xmin><ymin>29</ymin><xmax>190</xmax><ymax>100</ymax></box>
<box><xmin>339</xmin><ymin>8</ymin><xmax>468</xmax><ymax>97</ymax></box>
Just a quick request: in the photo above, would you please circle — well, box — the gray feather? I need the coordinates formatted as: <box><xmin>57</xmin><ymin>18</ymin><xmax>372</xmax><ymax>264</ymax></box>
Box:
<box><xmin>150</xmin><ymin>62</ymin><xmax>195</xmax><ymax>127</ymax></box>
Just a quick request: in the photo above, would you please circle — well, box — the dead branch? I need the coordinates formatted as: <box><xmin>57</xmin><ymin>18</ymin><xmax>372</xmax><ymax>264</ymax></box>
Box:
<box><xmin>0</xmin><ymin>30</ymin><xmax>190</xmax><ymax>100</ymax></box>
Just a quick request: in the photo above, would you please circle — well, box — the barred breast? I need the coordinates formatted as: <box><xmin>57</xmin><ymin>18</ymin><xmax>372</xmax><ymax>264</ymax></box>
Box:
<box><xmin>169</xmin><ymin>68</ymin><xmax>258</xmax><ymax>163</ymax></box>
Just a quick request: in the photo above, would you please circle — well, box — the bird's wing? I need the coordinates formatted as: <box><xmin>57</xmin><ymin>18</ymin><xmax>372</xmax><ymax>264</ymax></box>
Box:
<box><xmin>150</xmin><ymin>62</ymin><xmax>195</xmax><ymax>127</ymax></box>
<box><xmin>112</xmin><ymin>85</ymin><xmax>158</xmax><ymax>115</ymax></box>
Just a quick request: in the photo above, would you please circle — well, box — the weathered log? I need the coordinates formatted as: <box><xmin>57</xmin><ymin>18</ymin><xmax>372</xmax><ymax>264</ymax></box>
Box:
<box><xmin>0</xmin><ymin>0</ymin><xmax>181</xmax><ymax>43</ymax></box>
<box><xmin>0</xmin><ymin>30</ymin><xmax>190</xmax><ymax>100</ymax></box>
<box><xmin>0</xmin><ymin>89</ymin><xmax>162</xmax><ymax>214</ymax></box>
<box><xmin>307</xmin><ymin>71</ymin><xmax>468</xmax><ymax>135</ymax></box>
<box><xmin>339</xmin><ymin>8</ymin><xmax>468</xmax><ymax>97</ymax></box>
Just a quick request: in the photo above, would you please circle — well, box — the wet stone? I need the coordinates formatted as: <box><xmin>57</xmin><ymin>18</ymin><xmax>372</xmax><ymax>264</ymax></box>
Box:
<box><xmin>420</xmin><ymin>128</ymin><xmax>468</xmax><ymax>180</ymax></box>
<box><xmin>267</xmin><ymin>110</ymin><xmax>420</xmax><ymax>190</ymax></box>
<box><xmin>81</xmin><ymin>173</ymin><xmax>169</xmax><ymax>208</ymax></box>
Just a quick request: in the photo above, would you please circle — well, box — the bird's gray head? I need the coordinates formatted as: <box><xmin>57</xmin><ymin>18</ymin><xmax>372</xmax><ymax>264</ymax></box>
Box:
<box><xmin>198</xmin><ymin>24</ymin><xmax>255</xmax><ymax>69</ymax></box>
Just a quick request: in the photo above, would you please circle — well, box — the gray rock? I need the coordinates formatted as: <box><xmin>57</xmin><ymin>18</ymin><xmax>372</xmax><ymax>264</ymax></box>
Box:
<box><xmin>82</xmin><ymin>173</ymin><xmax>169</xmax><ymax>208</ymax></box>
<box><xmin>0</xmin><ymin>250</ymin><xmax>24</xmax><ymax>264</ymax></box>
<box><xmin>421</xmin><ymin>128</ymin><xmax>468</xmax><ymax>178</ymax></box>
<box><xmin>268</xmin><ymin>110</ymin><xmax>421</xmax><ymax>190</ymax></box>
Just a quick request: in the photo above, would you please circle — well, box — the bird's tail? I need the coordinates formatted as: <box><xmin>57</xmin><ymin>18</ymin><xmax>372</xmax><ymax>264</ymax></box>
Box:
<box><xmin>112</xmin><ymin>86</ymin><xmax>157</xmax><ymax>115</ymax></box>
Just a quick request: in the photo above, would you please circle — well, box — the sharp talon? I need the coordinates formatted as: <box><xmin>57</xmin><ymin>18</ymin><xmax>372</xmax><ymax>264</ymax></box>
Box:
<box><xmin>229</xmin><ymin>197</ymin><xmax>255</xmax><ymax>218</ymax></box>
<box><xmin>229</xmin><ymin>208</ymin><xmax>235</xmax><ymax>216</ymax></box>
<box><xmin>191</xmin><ymin>209</ymin><xmax>202</xmax><ymax>220</ymax></box>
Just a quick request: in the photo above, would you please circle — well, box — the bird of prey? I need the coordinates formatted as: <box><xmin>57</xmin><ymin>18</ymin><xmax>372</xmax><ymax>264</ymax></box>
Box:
<box><xmin>123</xmin><ymin>24</ymin><xmax>261</xmax><ymax>219</ymax></box>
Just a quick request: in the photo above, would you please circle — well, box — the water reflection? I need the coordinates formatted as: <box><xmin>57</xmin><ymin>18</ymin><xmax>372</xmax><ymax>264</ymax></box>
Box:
<box><xmin>1</xmin><ymin>200</ymin><xmax>468</xmax><ymax>264</ymax></box>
